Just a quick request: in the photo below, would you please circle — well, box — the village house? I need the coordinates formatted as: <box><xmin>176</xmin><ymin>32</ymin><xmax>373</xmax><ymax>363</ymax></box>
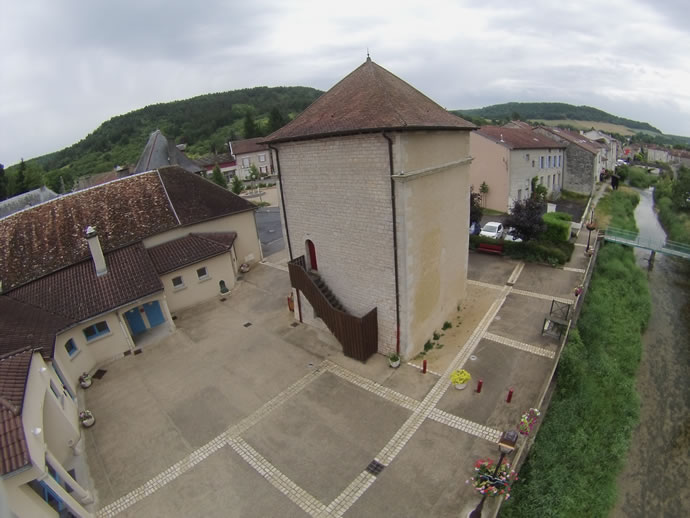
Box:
<box><xmin>197</xmin><ymin>152</ymin><xmax>237</xmax><ymax>181</ymax></box>
<box><xmin>230</xmin><ymin>137</ymin><xmax>275</xmax><ymax>180</ymax></box>
<box><xmin>265</xmin><ymin>57</ymin><xmax>476</xmax><ymax>361</ymax></box>
<box><xmin>469</xmin><ymin>126</ymin><xmax>566</xmax><ymax>212</ymax></box>
<box><xmin>534</xmin><ymin>127</ymin><xmax>606</xmax><ymax>195</ymax></box>
<box><xmin>0</xmin><ymin>166</ymin><xmax>261</xmax><ymax>517</ymax></box>
<box><xmin>582</xmin><ymin>129</ymin><xmax>620</xmax><ymax>170</ymax></box>
<box><xmin>646</xmin><ymin>144</ymin><xmax>671</xmax><ymax>163</ymax></box>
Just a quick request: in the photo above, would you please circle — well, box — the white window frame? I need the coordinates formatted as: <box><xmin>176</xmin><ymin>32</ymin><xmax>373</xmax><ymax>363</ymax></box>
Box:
<box><xmin>242</xmin><ymin>157</ymin><xmax>250</xmax><ymax>167</ymax></box>
<box><xmin>258</xmin><ymin>153</ymin><xmax>266</xmax><ymax>163</ymax></box>
<box><xmin>172</xmin><ymin>276</ymin><xmax>185</xmax><ymax>290</ymax></box>
<box><xmin>540</xmin><ymin>156</ymin><xmax>544</xmax><ymax>169</ymax></box>
<box><xmin>196</xmin><ymin>267</ymin><xmax>210</xmax><ymax>281</ymax></box>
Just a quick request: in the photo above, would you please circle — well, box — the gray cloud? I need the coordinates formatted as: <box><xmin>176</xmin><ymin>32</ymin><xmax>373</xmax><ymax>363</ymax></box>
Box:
<box><xmin>2</xmin><ymin>0</ymin><xmax>689</xmax><ymax>166</ymax></box>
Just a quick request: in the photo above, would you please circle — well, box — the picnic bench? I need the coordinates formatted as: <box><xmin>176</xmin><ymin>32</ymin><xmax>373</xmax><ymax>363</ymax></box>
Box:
<box><xmin>477</xmin><ymin>242</ymin><xmax>504</xmax><ymax>255</ymax></box>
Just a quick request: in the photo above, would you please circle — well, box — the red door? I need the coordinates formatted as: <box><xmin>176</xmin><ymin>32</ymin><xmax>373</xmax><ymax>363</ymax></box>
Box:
<box><xmin>306</xmin><ymin>240</ymin><xmax>317</xmax><ymax>271</ymax></box>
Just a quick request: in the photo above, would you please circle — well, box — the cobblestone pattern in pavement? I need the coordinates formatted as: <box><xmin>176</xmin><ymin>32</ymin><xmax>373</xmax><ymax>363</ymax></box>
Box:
<box><xmin>97</xmin><ymin>261</ymin><xmax>575</xmax><ymax>518</ymax></box>
<box><xmin>483</xmin><ymin>332</ymin><xmax>556</xmax><ymax>359</ymax></box>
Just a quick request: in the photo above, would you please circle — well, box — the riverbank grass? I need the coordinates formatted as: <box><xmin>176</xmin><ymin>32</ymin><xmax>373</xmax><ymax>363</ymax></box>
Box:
<box><xmin>502</xmin><ymin>244</ymin><xmax>651</xmax><ymax>518</ymax></box>
<box><xmin>594</xmin><ymin>187</ymin><xmax>639</xmax><ymax>231</ymax></box>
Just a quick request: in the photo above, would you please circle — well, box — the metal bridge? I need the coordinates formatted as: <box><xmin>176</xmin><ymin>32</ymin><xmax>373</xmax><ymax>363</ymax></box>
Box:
<box><xmin>603</xmin><ymin>227</ymin><xmax>690</xmax><ymax>260</ymax></box>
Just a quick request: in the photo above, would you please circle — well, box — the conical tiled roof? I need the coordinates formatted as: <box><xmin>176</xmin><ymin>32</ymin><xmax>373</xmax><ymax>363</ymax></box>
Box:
<box><xmin>265</xmin><ymin>58</ymin><xmax>475</xmax><ymax>143</ymax></box>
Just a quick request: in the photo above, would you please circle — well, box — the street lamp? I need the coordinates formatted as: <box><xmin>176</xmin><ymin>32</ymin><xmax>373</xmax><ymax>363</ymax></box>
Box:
<box><xmin>468</xmin><ymin>430</ymin><xmax>519</xmax><ymax>518</ymax></box>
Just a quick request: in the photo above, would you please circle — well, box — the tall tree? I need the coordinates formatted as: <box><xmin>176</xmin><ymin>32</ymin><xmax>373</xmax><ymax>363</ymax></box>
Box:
<box><xmin>267</xmin><ymin>107</ymin><xmax>287</xmax><ymax>134</ymax></box>
<box><xmin>505</xmin><ymin>197</ymin><xmax>546</xmax><ymax>242</ymax></box>
<box><xmin>0</xmin><ymin>163</ymin><xmax>7</xmax><ymax>200</ymax></box>
<box><xmin>15</xmin><ymin>159</ymin><xmax>28</xmax><ymax>195</ymax></box>
<box><xmin>243</xmin><ymin>113</ymin><xmax>259</xmax><ymax>139</ymax></box>
<box><xmin>211</xmin><ymin>164</ymin><xmax>228</xmax><ymax>189</ymax></box>
<box><xmin>231</xmin><ymin>175</ymin><xmax>244</xmax><ymax>195</ymax></box>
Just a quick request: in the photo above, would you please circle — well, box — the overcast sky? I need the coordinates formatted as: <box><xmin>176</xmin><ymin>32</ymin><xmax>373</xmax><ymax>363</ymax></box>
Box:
<box><xmin>2</xmin><ymin>0</ymin><xmax>690</xmax><ymax>167</ymax></box>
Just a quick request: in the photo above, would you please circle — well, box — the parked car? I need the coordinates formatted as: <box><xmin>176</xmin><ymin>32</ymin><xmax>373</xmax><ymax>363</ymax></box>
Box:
<box><xmin>504</xmin><ymin>227</ymin><xmax>523</xmax><ymax>242</ymax></box>
<box><xmin>480</xmin><ymin>222</ymin><xmax>504</xmax><ymax>239</ymax></box>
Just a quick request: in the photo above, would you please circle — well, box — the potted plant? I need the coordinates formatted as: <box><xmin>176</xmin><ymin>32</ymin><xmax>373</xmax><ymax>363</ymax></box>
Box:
<box><xmin>518</xmin><ymin>408</ymin><xmax>541</xmax><ymax>436</ymax></box>
<box><xmin>466</xmin><ymin>458</ymin><xmax>517</xmax><ymax>500</ymax></box>
<box><xmin>79</xmin><ymin>410</ymin><xmax>95</xmax><ymax>428</ymax></box>
<box><xmin>450</xmin><ymin>369</ymin><xmax>471</xmax><ymax>390</ymax></box>
<box><xmin>79</xmin><ymin>372</ymin><xmax>92</xmax><ymax>389</ymax></box>
<box><xmin>388</xmin><ymin>352</ymin><xmax>401</xmax><ymax>368</ymax></box>
<box><xmin>585</xmin><ymin>221</ymin><xmax>597</xmax><ymax>231</ymax></box>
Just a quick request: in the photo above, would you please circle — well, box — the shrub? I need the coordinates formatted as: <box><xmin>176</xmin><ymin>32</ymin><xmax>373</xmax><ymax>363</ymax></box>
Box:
<box><xmin>542</xmin><ymin>211</ymin><xmax>572</xmax><ymax>242</ymax></box>
<box><xmin>627</xmin><ymin>167</ymin><xmax>656</xmax><ymax>189</ymax></box>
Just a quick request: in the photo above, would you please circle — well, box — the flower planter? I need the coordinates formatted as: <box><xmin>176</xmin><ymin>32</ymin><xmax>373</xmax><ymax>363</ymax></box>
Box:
<box><xmin>454</xmin><ymin>382</ymin><xmax>468</xmax><ymax>390</ymax></box>
<box><xmin>79</xmin><ymin>379</ymin><xmax>92</xmax><ymax>389</ymax></box>
<box><xmin>389</xmin><ymin>359</ymin><xmax>401</xmax><ymax>368</ymax></box>
<box><xmin>80</xmin><ymin>416</ymin><xmax>96</xmax><ymax>428</ymax></box>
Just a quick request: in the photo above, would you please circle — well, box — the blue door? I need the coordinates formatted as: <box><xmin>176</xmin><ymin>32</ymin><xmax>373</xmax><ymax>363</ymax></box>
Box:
<box><xmin>125</xmin><ymin>308</ymin><xmax>147</xmax><ymax>335</ymax></box>
<box><xmin>144</xmin><ymin>301</ymin><xmax>165</xmax><ymax>328</ymax></box>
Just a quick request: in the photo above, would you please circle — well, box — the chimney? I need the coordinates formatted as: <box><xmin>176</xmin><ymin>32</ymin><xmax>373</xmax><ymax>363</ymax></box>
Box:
<box><xmin>85</xmin><ymin>226</ymin><xmax>107</xmax><ymax>276</ymax></box>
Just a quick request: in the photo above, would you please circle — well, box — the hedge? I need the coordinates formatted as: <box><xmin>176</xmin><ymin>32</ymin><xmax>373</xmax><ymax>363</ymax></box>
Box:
<box><xmin>542</xmin><ymin>211</ymin><xmax>572</xmax><ymax>242</ymax></box>
<box><xmin>469</xmin><ymin>235</ymin><xmax>574</xmax><ymax>265</ymax></box>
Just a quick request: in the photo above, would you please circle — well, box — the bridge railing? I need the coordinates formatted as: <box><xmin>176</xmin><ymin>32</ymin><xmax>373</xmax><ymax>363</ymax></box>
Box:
<box><xmin>604</xmin><ymin>227</ymin><xmax>690</xmax><ymax>258</ymax></box>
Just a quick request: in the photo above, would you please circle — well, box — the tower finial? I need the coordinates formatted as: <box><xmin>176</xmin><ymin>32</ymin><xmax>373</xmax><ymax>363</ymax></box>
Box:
<box><xmin>366</xmin><ymin>48</ymin><xmax>370</xmax><ymax>61</ymax></box>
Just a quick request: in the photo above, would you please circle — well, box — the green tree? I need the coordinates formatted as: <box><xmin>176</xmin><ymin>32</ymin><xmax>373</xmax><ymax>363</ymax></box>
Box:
<box><xmin>469</xmin><ymin>191</ymin><xmax>483</xmax><ymax>224</ymax></box>
<box><xmin>15</xmin><ymin>159</ymin><xmax>28</xmax><ymax>195</ymax></box>
<box><xmin>211</xmin><ymin>164</ymin><xmax>228</xmax><ymax>189</ymax></box>
<box><xmin>0</xmin><ymin>163</ymin><xmax>7</xmax><ymax>200</ymax></box>
<box><xmin>505</xmin><ymin>197</ymin><xmax>546</xmax><ymax>241</ymax></box>
<box><xmin>267</xmin><ymin>107</ymin><xmax>287</xmax><ymax>134</ymax></box>
<box><xmin>248</xmin><ymin>164</ymin><xmax>260</xmax><ymax>191</ymax></box>
<box><xmin>531</xmin><ymin>176</ymin><xmax>548</xmax><ymax>201</ymax></box>
<box><xmin>671</xmin><ymin>167</ymin><xmax>690</xmax><ymax>210</ymax></box>
<box><xmin>243</xmin><ymin>112</ymin><xmax>259</xmax><ymax>139</ymax></box>
<box><xmin>231</xmin><ymin>175</ymin><xmax>244</xmax><ymax>195</ymax></box>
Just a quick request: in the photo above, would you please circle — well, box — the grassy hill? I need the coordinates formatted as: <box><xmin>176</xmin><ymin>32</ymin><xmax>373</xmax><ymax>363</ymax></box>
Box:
<box><xmin>4</xmin><ymin>86</ymin><xmax>323</xmax><ymax>194</ymax></box>
<box><xmin>453</xmin><ymin>102</ymin><xmax>661</xmax><ymax>133</ymax></box>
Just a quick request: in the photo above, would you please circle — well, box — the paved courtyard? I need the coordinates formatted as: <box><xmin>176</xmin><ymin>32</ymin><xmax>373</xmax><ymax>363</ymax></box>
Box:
<box><xmin>81</xmin><ymin>247</ymin><xmax>588</xmax><ymax>517</ymax></box>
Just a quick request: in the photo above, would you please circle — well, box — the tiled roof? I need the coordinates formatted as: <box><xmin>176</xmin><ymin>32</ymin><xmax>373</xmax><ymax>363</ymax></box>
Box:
<box><xmin>135</xmin><ymin>130</ymin><xmax>203</xmax><ymax>174</ymax></box>
<box><xmin>265</xmin><ymin>58</ymin><xmax>475</xmax><ymax>144</ymax></box>
<box><xmin>0</xmin><ymin>297</ymin><xmax>70</xmax><ymax>359</ymax></box>
<box><xmin>536</xmin><ymin>127</ymin><xmax>603</xmax><ymax>154</ymax></box>
<box><xmin>503</xmin><ymin>121</ymin><xmax>532</xmax><ymax>130</ymax></box>
<box><xmin>0</xmin><ymin>167</ymin><xmax>255</xmax><ymax>291</ymax></box>
<box><xmin>0</xmin><ymin>348</ymin><xmax>32</xmax><ymax>476</ymax></box>
<box><xmin>476</xmin><ymin>126</ymin><xmax>566</xmax><ymax>150</ymax></box>
<box><xmin>8</xmin><ymin>244</ymin><xmax>162</xmax><ymax>324</ymax></box>
<box><xmin>231</xmin><ymin>138</ymin><xmax>268</xmax><ymax>155</ymax></box>
<box><xmin>157</xmin><ymin>167</ymin><xmax>255</xmax><ymax>226</ymax></box>
<box><xmin>148</xmin><ymin>232</ymin><xmax>237</xmax><ymax>274</ymax></box>
<box><xmin>197</xmin><ymin>153</ymin><xmax>236</xmax><ymax>168</ymax></box>
<box><xmin>0</xmin><ymin>186</ymin><xmax>59</xmax><ymax>219</ymax></box>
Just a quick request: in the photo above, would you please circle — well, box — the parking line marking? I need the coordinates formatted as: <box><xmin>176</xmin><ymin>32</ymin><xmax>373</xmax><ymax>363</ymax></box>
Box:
<box><xmin>467</xmin><ymin>279</ymin><xmax>504</xmax><ymax>290</ymax></box>
<box><xmin>563</xmin><ymin>267</ymin><xmax>586</xmax><ymax>273</ymax></box>
<box><xmin>428</xmin><ymin>409</ymin><xmax>502</xmax><ymax>442</ymax></box>
<box><xmin>506</xmin><ymin>262</ymin><xmax>525</xmax><ymax>286</ymax></box>
<box><xmin>483</xmin><ymin>332</ymin><xmax>555</xmax><ymax>359</ymax></box>
<box><xmin>324</xmin><ymin>361</ymin><xmax>421</xmax><ymax>411</ymax></box>
<box><xmin>511</xmin><ymin>288</ymin><xmax>574</xmax><ymax>305</ymax></box>
<box><xmin>228</xmin><ymin>437</ymin><xmax>328</xmax><ymax>517</ymax></box>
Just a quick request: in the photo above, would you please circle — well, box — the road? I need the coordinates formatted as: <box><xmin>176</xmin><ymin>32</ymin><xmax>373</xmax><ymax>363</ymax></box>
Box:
<box><xmin>255</xmin><ymin>207</ymin><xmax>285</xmax><ymax>258</ymax></box>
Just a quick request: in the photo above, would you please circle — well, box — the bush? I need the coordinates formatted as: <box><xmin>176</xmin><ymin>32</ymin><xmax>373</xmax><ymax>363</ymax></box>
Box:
<box><xmin>542</xmin><ymin>211</ymin><xmax>572</xmax><ymax>242</ymax></box>
<box><xmin>595</xmin><ymin>190</ymin><xmax>639</xmax><ymax>232</ymax></box>
<box><xmin>469</xmin><ymin>236</ymin><xmax>574</xmax><ymax>265</ymax></box>
<box><xmin>502</xmin><ymin>245</ymin><xmax>650</xmax><ymax>518</ymax></box>
<box><xmin>627</xmin><ymin>167</ymin><xmax>656</xmax><ymax>189</ymax></box>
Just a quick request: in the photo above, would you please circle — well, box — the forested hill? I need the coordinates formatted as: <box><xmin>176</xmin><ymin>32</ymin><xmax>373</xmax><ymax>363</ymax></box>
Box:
<box><xmin>453</xmin><ymin>102</ymin><xmax>660</xmax><ymax>133</ymax></box>
<box><xmin>6</xmin><ymin>86</ymin><xmax>323</xmax><ymax>194</ymax></box>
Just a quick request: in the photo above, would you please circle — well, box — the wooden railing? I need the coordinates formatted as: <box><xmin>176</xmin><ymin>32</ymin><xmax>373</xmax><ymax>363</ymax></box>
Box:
<box><xmin>288</xmin><ymin>256</ymin><xmax>378</xmax><ymax>362</ymax></box>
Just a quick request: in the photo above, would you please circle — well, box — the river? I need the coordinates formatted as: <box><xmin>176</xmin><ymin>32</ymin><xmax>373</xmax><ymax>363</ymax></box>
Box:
<box><xmin>611</xmin><ymin>187</ymin><xmax>690</xmax><ymax>517</ymax></box>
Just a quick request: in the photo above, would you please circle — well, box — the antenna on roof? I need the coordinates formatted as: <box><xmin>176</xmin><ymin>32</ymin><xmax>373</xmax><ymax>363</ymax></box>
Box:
<box><xmin>366</xmin><ymin>48</ymin><xmax>370</xmax><ymax>61</ymax></box>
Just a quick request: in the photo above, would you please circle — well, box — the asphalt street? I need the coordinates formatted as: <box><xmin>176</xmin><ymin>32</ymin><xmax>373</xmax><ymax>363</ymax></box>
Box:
<box><xmin>255</xmin><ymin>207</ymin><xmax>285</xmax><ymax>257</ymax></box>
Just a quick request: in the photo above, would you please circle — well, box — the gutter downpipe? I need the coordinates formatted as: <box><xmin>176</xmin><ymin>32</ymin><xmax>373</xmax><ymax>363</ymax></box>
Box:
<box><xmin>383</xmin><ymin>133</ymin><xmax>401</xmax><ymax>355</ymax></box>
<box><xmin>270</xmin><ymin>143</ymin><xmax>302</xmax><ymax>322</ymax></box>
